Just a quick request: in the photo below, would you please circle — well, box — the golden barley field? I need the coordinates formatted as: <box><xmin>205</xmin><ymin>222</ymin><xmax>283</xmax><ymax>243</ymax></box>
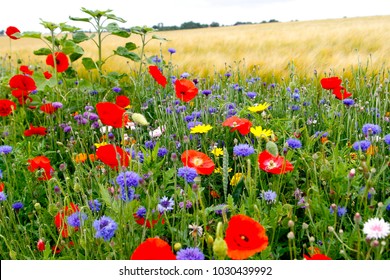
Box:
<box><xmin>1</xmin><ymin>15</ymin><xmax>390</xmax><ymax>79</ymax></box>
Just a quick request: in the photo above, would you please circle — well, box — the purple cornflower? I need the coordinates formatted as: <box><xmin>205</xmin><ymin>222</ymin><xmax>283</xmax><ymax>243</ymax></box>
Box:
<box><xmin>233</xmin><ymin>144</ymin><xmax>255</xmax><ymax>157</ymax></box>
<box><xmin>89</xmin><ymin>90</ymin><xmax>98</xmax><ymax>95</ymax></box>
<box><xmin>144</xmin><ymin>140</ymin><xmax>156</xmax><ymax>150</ymax></box>
<box><xmin>112</xmin><ymin>87</ymin><xmax>122</xmax><ymax>93</ymax></box>
<box><xmin>261</xmin><ymin>190</ymin><xmax>277</xmax><ymax>204</ymax></box>
<box><xmin>136</xmin><ymin>206</ymin><xmax>147</xmax><ymax>218</ymax></box>
<box><xmin>179</xmin><ymin>200</ymin><xmax>193</xmax><ymax>209</ymax></box>
<box><xmin>180</xmin><ymin>72</ymin><xmax>190</xmax><ymax>79</ymax></box>
<box><xmin>0</xmin><ymin>192</ymin><xmax>7</xmax><ymax>201</ymax></box>
<box><xmin>215</xmin><ymin>204</ymin><xmax>229</xmax><ymax>215</ymax></box>
<box><xmin>352</xmin><ymin>140</ymin><xmax>371</xmax><ymax>152</ymax></box>
<box><xmin>52</xmin><ymin>102</ymin><xmax>63</xmax><ymax>109</ymax></box>
<box><xmin>286</xmin><ymin>138</ymin><xmax>302</xmax><ymax>149</ymax></box>
<box><xmin>208</xmin><ymin>107</ymin><xmax>217</xmax><ymax>114</ymax></box>
<box><xmin>157</xmin><ymin>196</ymin><xmax>175</xmax><ymax>213</ymax></box>
<box><xmin>187</xmin><ymin>121</ymin><xmax>202</xmax><ymax>130</ymax></box>
<box><xmin>63</xmin><ymin>125</ymin><xmax>72</xmax><ymax>133</ymax></box>
<box><xmin>291</xmin><ymin>105</ymin><xmax>300</xmax><ymax>111</ymax></box>
<box><xmin>88</xmin><ymin>199</ymin><xmax>101</xmax><ymax>212</ymax></box>
<box><xmin>177</xmin><ymin>167</ymin><xmax>198</xmax><ymax>183</ymax></box>
<box><xmin>176</xmin><ymin>247</ymin><xmax>205</xmax><ymax>260</ymax></box>
<box><xmin>12</xmin><ymin>202</ymin><xmax>23</xmax><ymax>210</ymax></box>
<box><xmin>292</xmin><ymin>92</ymin><xmax>300</xmax><ymax>101</ymax></box>
<box><xmin>83</xmin><ymin>112</ymin><xmax>99</xmax><ymax>121</ymax></box>
<box><xmin>383</xmin><ymin>134</ymin><xmax>390</xmax><ymax>145</ymax></box>
<box><xmin>202</xmin><ymin>89</ymin><xmax>212</xmax><ymax>96</ymax></box>
<box><xmin>93</xmin><ymin>216</ymin><xmax>118</xmax><ymax>241</ymax></box>
<box><xmin>246</xmin><ymin>91</ymin><xmax>257</xmax><ymax>99</ymax></box>
<box><xmin>67</xmin><ymin>212</ymin><xmax>87</xmax><ymax>227</ymax></box>
<box><xmin>386</xmin><ymin>203</ymin><xmax>390</xmax><ymax>211</ymax></box>
<box><xmin>84</xmin><ymin>105</ymin><xmax>94</xmax><ymax>111</ymax></box>
<box><xmin>116</xmin><ymin>171</ymin><xmax>142</xmax><ymax>188</ymax></box>
<box><xmin>168</xmin><ymin>48</ymin><xmax>176</xmax><ymax>54</ymax></box>
<box><xmin>362</xmin><ymin>123</ymin><xmax>381</xmax><ymax>136</ymax></box>
<box><xmin>343</xmin><ymin>99</ymin><xmax>355</xmax><ymax>106</ymax></box>
<box><xmin>157</xmin><ymin>147</ymin><xmax>168</xmax><ymax>157</ymax></box>
<box><xmin>0</xmin><ymin>145</ymin><xmax>12</xmax><ymax>155</ymax></box>
<box><xmin>330</xmin><ymin>206</ymin><xmax>347</xmax><ymax>217</ymax></box>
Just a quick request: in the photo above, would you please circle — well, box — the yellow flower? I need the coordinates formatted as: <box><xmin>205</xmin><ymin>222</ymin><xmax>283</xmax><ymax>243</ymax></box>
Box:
<box><xmin>94</xmin><ymin>142</ymin><xmax>108</xmax><ymax>149</ymax></box>
<box><xmin>250</xmin><ymin>126</ymin><xmax>273</xmax><ymax>139</ymax></box>
<box><xmin>248</xmin><ymin>102</ymin><xmax>271</xmax><ymax>113</ymax></box>
<box><xmin>230</xmin><ymin>173</ymin><xmax>244</xmax><ymax>186</ymax></box>
<box><xmin>211</xmin><ymin>147</ymin><xmax>224</xmax><ymax>157</ymax></box>
<box><xmin>190</xmin><ymin>124</ymin><xmax>213</xmax><ymax>134</ymax></box>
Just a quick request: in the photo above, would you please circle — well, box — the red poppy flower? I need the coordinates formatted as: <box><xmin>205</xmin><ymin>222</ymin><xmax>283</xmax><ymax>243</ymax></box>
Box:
<box><xmin>43</xmin><ymin>71</ymin><xmax>52</xmax><ymax>79</ymax></box>
<box><xmin>5</xmin><ymin>26</ymin><xmax>20</xmax><ymax>40</ymax></box>
<box><xmin>115</xmin><ymin>95</ymin><xmax>130</xmax><ymax>108</ymax></box>
<box><xmin>37</xmin><ymin>239</ymin><xmax>45</xmax><ymax>252</ymax></box>
<box><xmin>130</xmin><ymin>238</ymin><xmax>176</xmax><ymax>260</ymax></box>
<box><xmin>133</xmin><ymin>213</ymin><xmax>165</xmax><ymax>229</ymax></box>
<box><xmin>181</xmin><ymin>149</ymin><xmax>215</xmax><ymax>175</ymax></box>
<box><xmin>0</xmin><ymin>99</ymin><xmax>17</xmax><ymax>116</ymax></box>
<box><xmin>96</xmin><ymin>144</ymin><xmax>130</xmax><ymax>169</ymax></box>
<box><xmin>27</xmin><ymin>155</ymin><xmax>54</xmax><ymax>180</ymax></box>
<box><xmin>0</xmin><ymin>182</ymin><xmax>4</xmax><ymax>192</ymax></box>
<box><xmin>224</xmin><ymin>214</ymin><xmax>268</xmax><ymax>260</ymax></box>
<box><xmin>96</xmin><ymin>102</ymin><xmax>126</xmax><ymax>128</ymax></box>
<box><xmin>258</xmin><ymin>150</ymin><xmax>294</xmax><ymax>174</ymax></box>
<box><xmin>20</xmin><ymin>65</ymin><xmax>34</xmax><ymax>76</ymax></box>
<box><xmin>46</xmin><ymin>52</ymin><xmax>69</xmax><ymax>73</ymax></box>
<box><xmin>24</xmin><ymin>124</ymin><xmax>47</xmax><ymax>137</ymax></box>
<box><xmin>222</xmin><ymin>116</ymin><xmax>252</xmax><ymax>135</ymax></box>
<box><xmin>175</xmin><ymin>79</ymin><xmax>198</xmax><ymax>102</ymax></box>
<box><xmin>9</xmin><ymin>74</ymin><xmax>37</xmax><ymax>93</ymax></box>
<box><xmin>40</xmin><ymin>103</ymin><xmax>57</xmax><ymax>114</ymax></box>
<box><xmin>54</xmin><ymin>202</ymin><xmax>79</xmax><ymax>238</ymax></box>
<box><xmin>148</xmin><ymin>65</ymin><xmax>167</xmax><ymax>88</ymax></box>
<box><xmin>304</xmin><ymin>253</ymin><xmax>332</xmax><ymax>260</ymax></box>
<box><xmin>332</xmin><ymin>86</ymin><xmax>352</xmax><ymax>100</ymax></box>
<box><xmin>320</xmin><ymin>76</ymin><xmax>342</xmax><ymax>90</ymax></box>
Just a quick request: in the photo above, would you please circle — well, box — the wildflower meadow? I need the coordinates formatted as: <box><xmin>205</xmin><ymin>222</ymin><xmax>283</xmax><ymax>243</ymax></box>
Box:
<box><xmin>1</xmin><ymin>8</ymin><xmax>390</xmax><ymax>261</ymax></box>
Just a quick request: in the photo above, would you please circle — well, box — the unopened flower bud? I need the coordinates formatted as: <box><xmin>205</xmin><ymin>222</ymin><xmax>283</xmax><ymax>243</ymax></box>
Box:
<box><xmin>266</xmin><ymin>141</ymin><xmax>279</xmax><ymax>156</ymax></box>
<box><xmin>328</xmin><ymin>226</ymin><xmax>334</xmax><ymax>233</ymax></box>
<box><xmin>37</xmin><ymin>239</ymin><xmax>45</xmax><ymax>252</ymax></box>
<box><xmin>206</xmin><ymin>234</ymin><xmax>214</xmax><ymax>245</ymax></box>
<box><xmin>174</xmin><ymin>242</ymin><xmax>182</xmax><ymax>251</ymax></box>
<box><xmin>371</xmin><ymin>240</ymin><xmax>380</xmax><ymax>247</ymax></box>
<box><xmin>302</xmin><ymin>223</ymin><xmax>309</xmax><ymax>230</ymax></box>
<box><xmin>354</xmin><ymin>213</ymin><xmax>362</xmax><ymax>224</ymax></box>
<box><xmin>288</xmin><ymin>220</ymin><xmax>295</xmax><ymax>228</ymax></box>
<box><xmin>34</xmin><ymin>202</ymin><xmax>41</xmax><ymax>211</ymax></box>
<box><xmin>309</xmin><ymin>236</ymin><xmax>315</xmax><ymax>243</ymax></box>
<box><xmin>131</xmin><ymin>113</ymin><xmax>149</xmax><ymax>126</ymax></box>
<box><xmin>73</xmin><ymin>183</ymin><xmax>82</xmax><ymax>193</ymax></box>
<box><xmin>287</xmin><ymin>231</ymin><xmax>295</xmax><ymax>239</ymax></box>
<box><xmin>348</xmin><ymin>168</ymin><xmax>356</xmax><ymax>179</ymax></box>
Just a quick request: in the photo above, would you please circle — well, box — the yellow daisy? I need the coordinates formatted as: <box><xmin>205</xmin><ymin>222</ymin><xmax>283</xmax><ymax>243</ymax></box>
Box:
<box><xmin>94</xmin><ymin>142</ymin><xmax>108</xmax><ymax>149</ymax></box>
<box><xmin>190</xmin><ymin>124</ymin><xmax>213</xmax><ymax>134</ymax></box>
<box><xmin>250</xmin><ymin>126</ymin><xmax>273</xmax><ymax>139</ymax></box>
<box><xmin>230</xmin><ymin>173</ymin><xmax>244</xmax><ymax>186</ymax></box>
<box><xmin>211</xmin><ymin>147</ymin><xmax>224</xmax><ymax>157</ymax></box>
<box><xmin>248</xmin><ymin>102</ymin><xmax>271</xmax><ymax>113</ymax></box>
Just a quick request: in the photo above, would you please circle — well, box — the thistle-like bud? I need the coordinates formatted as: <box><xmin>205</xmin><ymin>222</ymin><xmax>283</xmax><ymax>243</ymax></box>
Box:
<box><xmin>266</xmin><ymin>141</ymin><xmax>279</xmax><ymax>156</ymax></box>
<box><xmin>131</xmin><ymin>113</ymin><xmax>149</xmax><ymax>126</ymax></box>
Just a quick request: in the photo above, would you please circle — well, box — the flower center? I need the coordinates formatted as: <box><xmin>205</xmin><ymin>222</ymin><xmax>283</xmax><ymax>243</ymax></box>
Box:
<box><xmin>240</xmin><ymin>235</ymin><xmax>249</xmax><ymax>242</ymax></box>
<box><xmin>266</xmin><ymin>160</ymin><xmax>277</xmax><ymax>170</ymax></box>
<box><xmin>371</xmin><ymin>225</ymin><xmax>383</xmax><ymax>232</ymax></box>
<box><xmin>192</xmin><ymin>157</ymin><xmax>204</xmax><ymax>166</ymax></box>
<box><xmin>232</xmin><ymin>121</ymin><xmax>238</xmax><ymax>127</ymax></box>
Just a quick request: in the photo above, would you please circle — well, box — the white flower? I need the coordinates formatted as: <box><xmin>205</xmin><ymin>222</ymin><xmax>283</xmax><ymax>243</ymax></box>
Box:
<box><xmin>99</xmin><ymin>125</ymin><xmax>113</xmax><ymax>134</ymax></box>
<box><xmin>125</xmin><ymin>121</ymin><xmax>136</xmax><ymax>130</ymax></box>
<box><xmin>149</xmin><ymin>126</ymin><xmax>165</xmax><ymax>138</ymax></box>
<box><xmin>363</xmin><ymin>217</ymin><xmax>390</xmax><ymax>239</ymax></box>
<box><xmin>188</xmin><ymin>224</ymin><xmax>203</xmax><ymax>237</ymax></box>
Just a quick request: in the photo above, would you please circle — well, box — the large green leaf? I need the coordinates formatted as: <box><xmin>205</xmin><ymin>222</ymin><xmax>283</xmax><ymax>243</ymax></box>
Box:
<box><xmin>106</xmin><ymin>13</ymin><xmax>126</xmax><ymax>23</ymax></box>
<box><xmin>81</xmin><ymin>57</ymin><xmax>97</xmax><ymax>70</ymax></box>
<box><xmin>61</xmin><ymin>40</ymin><xmax>84</xmax><ymax>56</ymax></box>
<box><xmin>124</xmin><ymin>42</ymin><xmax>137</xmax><ymax>51</ymax></box>
<box><xmin>33</xmin><ymin>48</ymin><xmax>51</xmax><ymax>56</ymax></box>
<box><xmin>72</xmin><ymin>32</ymin><xmax>90</xmax><ymax>43</ymax></box>
<box><xmin>114</xmin><ymin>47</ymin><xmax>141</xmax><ymax>62</ymax></box>
<box><xmin>152</xmin><ymin>34</ymin><xmax>168</xmax><ymax>41</ymax></box>
<box><xmin>69</xmin><ymin>53</ymin><xmax>83</xmax><ymax>62</ymax></box>
<box><xmin>69</xmin><ymin>16</ymin><xmax>91</xmax><ymax>23</ymax></box>
<box><xmin>59</xmin><ymin>23</ymin><xmax>80</xmax><ymax>32</ymax></box>
<box><xmin>21</xmin><ymin>31</ymin><xmax>42</xmax><ymax>39</ymax></box>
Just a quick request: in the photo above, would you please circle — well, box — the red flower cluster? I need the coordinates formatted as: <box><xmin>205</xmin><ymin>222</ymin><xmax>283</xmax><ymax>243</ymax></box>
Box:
<box><xmin>96</xmin><ymin>102</ymin><xmax>127</xmax><ymax>128</ymax></box>
<box><xmin>224</xmin><ymin>214</ymin><xmax>269</xmax><ymax>260</ymax></box>
<box><xmin>20</xmin><ymin>65</ymin><xmax>33</xmax><ymax>76</ymax></box>
<box><xmin>222</xmin><ymin>116</ymin><xmax>252</xmax><ymax>135</ymax></box>
<box><xmin>54</xmin><ymin>203</ymin><xmax>79</xmax><ymax>238</ymax></box>
<box><xmin>24</xmin><ymin>124</ymin><xmax>47</xmax><ymax>137</ymax></box>
<box><xmin>46</xmin><ymin>52</ymin><xmax>69</xmax><ymax>73</ymax></box>
<box><xmin>96</xmin><ymin>144</ymin><xmax>130</xmax><ymax>169</ymax></box>
<box><xmin>6</xmin><ymin>26</ymin><xmax>20</xmax><ymax>40</ymax></box>
<box><xmin>181</xmin><ymin>149</ymin><xmax>215</xmax><ymax>175</ymax></box>
<box><xmin>40</xmin><ymin>103</ymin><xmax>57</xmax><ymax>114</ymax></box>
<box><xmin>148</xmin><ymin>65</ymin><xmax>167</xmax><ymax>88</ymax></box>
<box><xmin>27</xmin><ymin>155</ymin><xmax>54</xmax><ymax>180</ymax></box>
<box><xmin>320</xmin><ymin>76</ymin><xmax>352</xmax><ymax>100</ymax></box>
<box><xmin>0</xmin><ymin>99</ymin><xmax>17</xmax><ymax>117</ymax></box>
<box><xmin>130</xmin><ymin>238</ymin><xmax>176</xmax><ymax>260</ymax></box>
<box><xmin>9</xmin><ymin>74</ymin><xmax>37</xmax><ymax>105</ymax></box>
<box><xmin>175</xmin><ymin>79</ymin><xmax>198</xmax><ymax>102</ymax></box>
<box><xmin>258</xmin><ymin>150</ymin><xmax>294</xmax><ymax>174</ymax></box>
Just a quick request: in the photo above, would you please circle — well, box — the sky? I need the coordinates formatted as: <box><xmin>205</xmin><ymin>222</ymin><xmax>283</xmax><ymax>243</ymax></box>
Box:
<box><xmin>1</xmin><ymin>0</ymin><xmax>390</xmax><ymax>32</ymax></box>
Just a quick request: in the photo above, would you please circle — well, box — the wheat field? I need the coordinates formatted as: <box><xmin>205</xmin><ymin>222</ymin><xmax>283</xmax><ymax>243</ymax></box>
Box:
<box><xmin>1</xmin><ymin>15</ymin><xmax>390</xmax><ymax>79</ymax></box>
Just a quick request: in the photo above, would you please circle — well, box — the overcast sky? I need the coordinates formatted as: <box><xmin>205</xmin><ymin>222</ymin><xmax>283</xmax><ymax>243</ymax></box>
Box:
<box><xmin>2</xmin><ymin>0</ymin><xmax>390</xmax><ymax>32</ymax></box>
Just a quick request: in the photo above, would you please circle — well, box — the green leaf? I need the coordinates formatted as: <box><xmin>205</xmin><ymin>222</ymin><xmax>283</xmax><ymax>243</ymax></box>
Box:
<box><xmin>124</xmin><ymin>42</ymin><xmax>137</xmax><ymax>51</ymax></box>
<box><xmin>59</xmin><ymin>23</ymin><xmax>80</xmax><ymax>32</ymax></box>
<box><xmin>152</xmin><ymin>34</ymin><xmax>168</xmax><ymax>41</ymax></box>
<box><xmin>81</xmin><ymin>57</ymin><xmax>97</xmax><ymax>70</ymax></box>
<box><xmin>72</xmin><ymin>32</ymin><xmax>90</xmax><ymax>43</ymax></box>
<box><xmin>61</xmin><ymin>40</ymin><xmax>84</xmax><ymax>56</ymax></box>
<box><xmin>114</xmin><ymin>47</ymin><xmax>141</xmax><ymax>62</ymax></box>
<box><xmin>69</xmin><ymin>16</ymin><xmax>91</xmax><ymax>23</ymax></box>
<box><xmin>111</xmin><ymin>30</ymin><xmax>130</xmax><ymax>38</ymax></box>
<box><xmin>81</xmin><ymin>7</ymin><xmax>112</xmax><ymax>18</ymax></box>
<box><xmin>21</xmin><ymin>32</ymin><xmax>42</xmax><ymax>39</ymax></box>
<box><xmin>106</xmin><ymin>13</ymin><xmax>126</xmax><ymax>23</ymax></box>
<box><xmin>69</xmin><ymin>52</ymin><xmax>83</xmax><ymax>62</ymax></box>
<box><xmin>33</xmin><ymin>48</ymin><xmax>51</xmax><ymax>56</ymax></box>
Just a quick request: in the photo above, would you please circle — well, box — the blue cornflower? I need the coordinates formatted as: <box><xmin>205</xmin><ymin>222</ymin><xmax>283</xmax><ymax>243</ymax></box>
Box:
<box><xmin>386</xmin><ymin>203</ymin><xmax>390</xmax><ymax>211</ymax></box>
<box><xmin>157</xmin><ymin>147</ymin><xmax>168</xmax><ymax>157</ymax></box>
<box><xmin>352</xmin><ymin>140</ymin><xmax>371</xmax><ymax>152</ymax></box>
<box><xmin>330</xmin><ymin>206</ymin><xmax>347</xmax><ymax>217</ymax></box>
<box><xmin>184</xmin><ymin>115</ymin><xmax>195</xmax><ymax>122</ymax></box>
<box><xmin>112</xmin><ymin>87</ymin><xmax>122</xmax><ymax>93</ymax></box>
<box><xmin>93</xmin><ymin>216</ymin><xmax>118</xmax><ymax>241</ymax></box>
<box><xmin>0</xmin><ymin>145</ymin><xmax>13</xmax><ymax>155</ymax></box>
<box><xmin>233</xmin><ymin>144</ymin><xmax>255</xmax><ymax>157</ymax></box>
<box><xmin>202</xmin><ymin>89</ymin><xmax>212</xmax><ymax>96</ymax></box>
<box><xmin>116</xmin><ymin>171</ymin><xmax>142</xmax><ymax>188</ymax></box>
<box><xmin>291</xmin><ymin>105</ymin><xmax>300</xmax><ymax>111</ymax></box>
<box><xmin>292</xmin><ymin>92</ymin><xmax>300</xmax><ymax>101</ymax></box>
<box><xmin>261</xmin><ymin>190</ymin><xmax>277</xmax><ymax>204</ymax></box>
<box><xmin>177</xmin><ymin>167</ymin><xmax>198</xmax><ymax>183</ymax></box>
<box><xmin>214</xmin><ymin>204</ymin><xmax>229</xmax><ymax>215</ymax></box>
<box><xmin>0</xmin><ymin>169</ymin><xmax>2</xmax><ymax>179</ymax></box>
<box><xmin>179</xmin><ymin>200</ymin><xmax>193</xmax><ymax>209</ymax></box>
<box><xmin>157</xmin><ymin>196</ymin><xmax>175</xmax><ymax>213</ymax></box>
<box><xmin>187</xmin><ymin>121</ymin><xmax>202</xmax><ymax>130</ymax></box>
<box><xmin>0</xmin><ymin>192</ymin><xmax>7</xmax><ymax>201</ymax></box>
<box><xmin>88</xmin><ymin>199</ymin><xmax>101</xmax><ymax>212</ymax></box>
<box><xmin>52</xmin><ymin>102</ymin><xmax>63</xmax><ymax>109</ymax></box>
<box><xmin>144</xmin><ymin>140</ymin><xmax>156</xmax><ymax>150</ymax></box>
<box><xmin>362</xmin><ymin>123</ymin><xmax>381</xmax><ymax>136</ymax></box>
<box><xmin>136</xmin><ymin>206</ymin><xmax>147</xmax><ymax>218</ymax></box>
<box><xmin>89</xmin><ymin>90</ymin><xmax>98</xmax><ymax>95</ymax></box>
<box><xmin>67</xmin><ymin>212</ymin><xmax>88</xmax><ymax>227</ymax></box>
<box><xmin>383</xmin><ymin>134</ymin><xmax>390</xmax><ymax>145</ymax></box>
<box><xmin>343</xmin><ymin>99</ymin><xmax>355</xmax><ymax>106</ymax></box>
<box><xmin>176</xmin><ymin>247</ymin><xmax>205</xmax><ymax>260</ymax></box>
<box><xmin>180</xmin><ymin>72</ymin><xmax>190</xmax><ymax>78</ymax></box>
<box><xmin>286</xmin><ymin>138</ymin><xmax>302</xmax><ymax>149</ymax></box>
<box><xmin>246</xmin><ymin>91</ymin><xmax>257</xmax><ymax>99</ymax></box>
<box><xmin>168</xmin><ymin>48</ymin><xmax>176</xmax><ymax>54</ymax></box>
<box><xmin>208</xmin><ymin>107</ymin><xmax>217</xmax><ymax>114</ymax></box>
<box><xmin>12</xmin><ymin>202</ymin><xmax>23</xmax><ymax>210</ymax></box>
<box><xmin>192</xmin><ymin>111</ymin><xmax>202</xmax><ymax>119</ymax></box>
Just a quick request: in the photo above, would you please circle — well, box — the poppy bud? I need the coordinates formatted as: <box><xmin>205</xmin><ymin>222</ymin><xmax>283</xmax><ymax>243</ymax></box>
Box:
<box><xmin>206</xmin><ymin>234</ymin><xmax>214</xmax><ymax>245</ymax></box>
<box><xmin>265</xmin><ymin>141</ymin><xmax>278</xmax><ymax>156</ymax></box>
<box><xmin>174</xmin><ymin>242</ymin><xmax>182</xmax><ymax>251</ymax></box>
<box><xmin>131</xmin><ymin>113</ymin><xmax>149</xmax><ymax>126</ymax></box>
<box><xmin>9</xmin><ymin>250</ymin><xmax>17</xmax><ymax>260</ymax></box>
<box><xmin>213</xmin><ymin>222</ymin><xmax>227</xmax><ymax>259</ymax></box>
<box><xmin>37</xmin><ymin>239</ymin><xmax>45</xmax><ymax>251</ymax></box>
<box><xmin>34</xmin><ymin>202</ymin><xmax>41</xmax><ymax>211</ymax></box>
